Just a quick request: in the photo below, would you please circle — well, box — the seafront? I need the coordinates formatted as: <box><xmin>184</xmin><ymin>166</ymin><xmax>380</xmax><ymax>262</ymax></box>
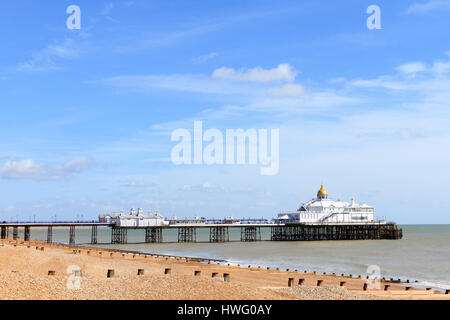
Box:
<box><xmin>1</xmin><ymin>238</ymin><xmax>448</xmax><ymax>300</ymax></box>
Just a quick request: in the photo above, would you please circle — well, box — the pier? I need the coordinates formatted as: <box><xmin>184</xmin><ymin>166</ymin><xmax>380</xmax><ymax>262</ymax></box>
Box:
<box><xmin>0</xmin><ymin>219</ymin><xmax>402</xmax><ymax>245</ymax></box>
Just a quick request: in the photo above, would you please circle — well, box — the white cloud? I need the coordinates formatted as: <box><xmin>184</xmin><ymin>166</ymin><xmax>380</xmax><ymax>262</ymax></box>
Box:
<box><xmin>179</xmin><ymin>183</ymin><xmax>222</xmax><ymax>192</ymax></box>
<box><xmin>432</xmin><ymin>61</ymin><xmax>450</xmax><ymax>73</ymax></box>
<box><xmin>16</xmin><ymin>38</ymin><xmax>80</xmax><ymax>73</ymax></box>
<box><xmin>350</xmin><ymin>77</ymin><xmax>410</xmax><ymax>90</ymax></box>
<box><xmin>194</xmin><ymin>52</ymin><xmax>218</xmax><ymax>63</ymax></box>
<box><xmin>349</xmin><ymin>58</ymin><xmax>450</xmax><ymax>92</ymax></box>
<box><xmin>396</xmin><ymin>129</ymin><xmax>423</xmax><ymax>140</ymax></box>
<box><xmin>97</xmin><ymin>74</ymin><xmax>262</xmax><ymax>95</ymax></box>
<box><xmin>268</xmin><ymin>84</ymin><xmax>305</xmax><ymax>96</ymax></box>
<box><xmin>405</xmin><ymin>1</ymin><xmax>450</xmax><ymax>14</ymax></box>
<box><xmin>98</xmin><ymin>63</ymin><xmax>299</xmax><ymax>97</ymax></box>
<box><xmin>212</xmin><ymin>63</ymin><xmax>297</xmax><ymax>83</ymax></box>
<box><xmin>395</xmin><ymin>62</ymin><xmax>427</xmax><ymax>75</ymax></box>
<box><xmin>121</xmin><ymin>180</ymin><xmax>156</xmax><ymax>188</ymax></box>
<box><xmin>0</xmin><ymin>157</ymin><xmax>94</xmax><ymax>181</ymax></box>
<box><xmin>101</xmin><ymin>3</ymin><xmax>115</xmax><ymax>15</ymax></box>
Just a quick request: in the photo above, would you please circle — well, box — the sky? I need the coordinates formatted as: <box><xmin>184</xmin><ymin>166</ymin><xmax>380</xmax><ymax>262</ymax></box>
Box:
<box><xmin>0</xmin><ymin>0</ymin><xmax>450</xmax><ymax>223</ymax></box>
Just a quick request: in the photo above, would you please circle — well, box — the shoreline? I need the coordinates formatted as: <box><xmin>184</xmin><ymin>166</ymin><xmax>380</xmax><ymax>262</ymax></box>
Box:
<box><xmin>87</xmin><ymin>243</ymin><xmax>450</xmax><ymax>293</ymax></box>
<box><xmin>13</xmin><ymin>234</ymin><xmax>450</xmax><ymax>294</ymax></box>
<box><xmin>1</xmin><ymin>237</ymin><xmax>449</xmax><ymax>300</ymax></box>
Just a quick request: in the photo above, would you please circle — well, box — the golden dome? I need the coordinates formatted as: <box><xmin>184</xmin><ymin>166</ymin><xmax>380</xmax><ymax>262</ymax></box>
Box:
<box><xmin>317</xmin><ymin>184</ymin><xmax>328</xmax><ymax>196</ymax></box>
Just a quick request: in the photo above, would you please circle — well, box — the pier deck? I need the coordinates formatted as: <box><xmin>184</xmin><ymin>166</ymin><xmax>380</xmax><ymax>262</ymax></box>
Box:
<box><xmin>0</xmin><ymin>221</ymin><xmax>402</xmax><ymax>244</ymax></box>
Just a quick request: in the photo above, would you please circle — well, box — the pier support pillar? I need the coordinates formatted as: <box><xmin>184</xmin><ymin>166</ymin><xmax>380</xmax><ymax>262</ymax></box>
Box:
<box><xmin>178</xmin><ymin>227</ymin><xmax>196</xmax><ymax>243</ymax></box>
<box><xmin>270</xmin><ymin>224</ymin><xmax>402</xmax><ymax>241</ymax></box>
<box><xmin>145</xmin><ymin>227</ymin><xmax>162</xmax><ymax>243</ymax></box>
<box><xmin>111</xmin><ymin>227</ymin><xmax>127</xmax><ymax>244</ymax></box>
<box><xmin>47</xmin><ymin>226</ymin><xmax>53</xmax><ymax>243</ymax></box>
<box><xmin>209</xmin><ymin>226</ymin><xmax>229</xmax><ymax>243</ymax></box>
<box><xmin>240</xmin><ymin>226</ymin><xmax>261</xmax><ymax>242</ymax></box>
<box><xmin>69</xmin><ymin>226</ymin><xmax>75</xmax><ymax>245</ymax></box>
<box><xmin>1</xmin><ymin>226</ymin><xmax>6</xmax><ymax>239</ymax></box>
<box><xmin>24</xmin><ymin>226</ymin><xmax>30</xmax><ymax>242</ymax></box>
<box><xmin>91</xmin><ymin>225</ymin><xmax>98</xmax><ymax>244</ymax></box>
<box><xmin>13</xmin><ymin>226</ymin><xmax>18</xmax><ymax>240</ymax></box>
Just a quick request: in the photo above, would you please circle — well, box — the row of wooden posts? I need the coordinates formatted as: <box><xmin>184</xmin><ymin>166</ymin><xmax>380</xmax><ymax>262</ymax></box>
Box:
<box><xmin>20</xmin><ymin>243</ymin><xmax>449</xmax><ymax>294</ymax></box>
<box><xmin>46</xmin><ymin>266</ymin><xmax>231</xmax><ymax>283</ymax></box>
<box><xmin>45</xmin><ymin>265</ymin><xmax>450</xmax><ymax>294</ymax></box>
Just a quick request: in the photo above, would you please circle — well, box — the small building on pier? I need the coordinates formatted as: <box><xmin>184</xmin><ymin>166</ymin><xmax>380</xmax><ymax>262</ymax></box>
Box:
<box><xmin>99</xmin><ymin>208</ymin><xmax>168</xmax><ymax>227</ymax></box>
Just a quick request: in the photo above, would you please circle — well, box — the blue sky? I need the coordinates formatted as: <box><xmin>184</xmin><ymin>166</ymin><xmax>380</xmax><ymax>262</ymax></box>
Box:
<box><xmin>0</xmin><ymin>0</ymin><xmax>450</xmax><ymax>223</ymax></box>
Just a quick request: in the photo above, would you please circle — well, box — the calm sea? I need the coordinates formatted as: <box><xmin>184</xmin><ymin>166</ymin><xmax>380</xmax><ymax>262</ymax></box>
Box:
<box><xmin>22</xmin><ymin>224</ymin><xmax>450</xmax><ymax>291</ymax></box>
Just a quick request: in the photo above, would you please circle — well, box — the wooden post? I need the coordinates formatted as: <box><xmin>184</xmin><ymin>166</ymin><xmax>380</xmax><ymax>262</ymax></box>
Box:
<box><xmin>288</xmin><ymin>278</ymin><xmax>294</xmax><ymax>287</ymax></box>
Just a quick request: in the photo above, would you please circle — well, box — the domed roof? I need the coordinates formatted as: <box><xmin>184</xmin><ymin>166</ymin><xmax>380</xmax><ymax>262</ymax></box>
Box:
<box><xmin>317</xmin><ymin>184</ymin><xmax>328</xmax><ymax>196</ymax></box>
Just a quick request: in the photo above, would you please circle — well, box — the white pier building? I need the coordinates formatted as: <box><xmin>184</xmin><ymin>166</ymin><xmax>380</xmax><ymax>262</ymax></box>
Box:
<box><xmin>99</xmin><ymin>208</ymin><xmax>169</xmax><ymax>227</ymax></box>
<box><xmin>275</xmin><ymin>185</ymin><xmax>375</xmax><ymax>224</ymax></box>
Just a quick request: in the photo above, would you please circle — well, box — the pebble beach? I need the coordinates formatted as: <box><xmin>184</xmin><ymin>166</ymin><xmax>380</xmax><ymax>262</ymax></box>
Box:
<box><xmin>1</xmin><ymin>238</ymin><xmax>448</xmax><ymax>300</ymax></box>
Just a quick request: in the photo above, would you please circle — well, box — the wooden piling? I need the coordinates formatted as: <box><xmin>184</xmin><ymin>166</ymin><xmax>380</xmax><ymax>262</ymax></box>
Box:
<box><xmin>288</xmin><ymin>278</ymin><xmax>294</xmax><ymax>287</ymax></box>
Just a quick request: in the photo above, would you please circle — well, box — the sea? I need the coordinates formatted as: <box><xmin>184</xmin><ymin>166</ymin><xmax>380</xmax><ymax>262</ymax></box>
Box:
<box><xmin>22</xmin><ymin>224</ymin><xmax>450</xmax><ymax>292</ymax></box>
